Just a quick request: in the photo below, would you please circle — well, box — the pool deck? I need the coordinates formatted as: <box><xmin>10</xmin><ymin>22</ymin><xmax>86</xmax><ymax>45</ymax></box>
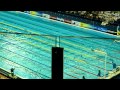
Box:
<box><xmin>106</xmin><ymin>67</ymin><xmax>120</xmax><ymax>79</ymax></box>
<box><xmin>98</xmin><ymin>66</ymin><xmax>120</xmax><ymax>79</ymax></box>
<box><xmin>0</xmin><ymin>68</ymin><xmax>21</xmax><ymax>79</ymax></box>
<box><xmin>0</xmin><ymin>73</ymin><xmax>9</xmax><ymax>79</ymax></box>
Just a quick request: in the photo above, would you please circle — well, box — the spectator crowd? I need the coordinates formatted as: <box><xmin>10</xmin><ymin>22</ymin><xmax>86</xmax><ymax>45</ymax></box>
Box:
<box><xmin>58</xmin><ymin>11</ymin><xmax>120</xmax><ymax>26</ymax></box>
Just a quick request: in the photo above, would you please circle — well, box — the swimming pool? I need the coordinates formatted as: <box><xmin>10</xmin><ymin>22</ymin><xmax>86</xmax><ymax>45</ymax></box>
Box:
<box><xmin>0</xmin><ymin>11</ymin><xmax>120</xmax><ymax>79</ymax></box>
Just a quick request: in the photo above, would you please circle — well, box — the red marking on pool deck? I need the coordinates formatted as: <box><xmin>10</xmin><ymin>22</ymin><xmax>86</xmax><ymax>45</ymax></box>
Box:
<box><xmin>50</xmin><ymin>16</ymin><xmax>57</xmax><ymax>20</ymax></box>
<box><xmin>64</xmin><ymin>19</ymin><xmax>71</xmax><ymax>24</ymax></box>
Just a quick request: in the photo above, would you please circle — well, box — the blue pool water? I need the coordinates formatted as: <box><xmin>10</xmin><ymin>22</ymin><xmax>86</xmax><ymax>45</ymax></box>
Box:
<box><xmin>0</xmin><ymin>11</ymin><xmax>120</xmax><ymax>79</ymax></box>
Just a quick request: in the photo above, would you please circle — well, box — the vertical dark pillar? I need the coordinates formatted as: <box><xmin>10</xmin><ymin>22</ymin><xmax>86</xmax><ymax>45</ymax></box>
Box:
<box><xmin>52</xmin><ymin>47</ymin><xmax>64</xmax><ymax>79</ymax></box>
